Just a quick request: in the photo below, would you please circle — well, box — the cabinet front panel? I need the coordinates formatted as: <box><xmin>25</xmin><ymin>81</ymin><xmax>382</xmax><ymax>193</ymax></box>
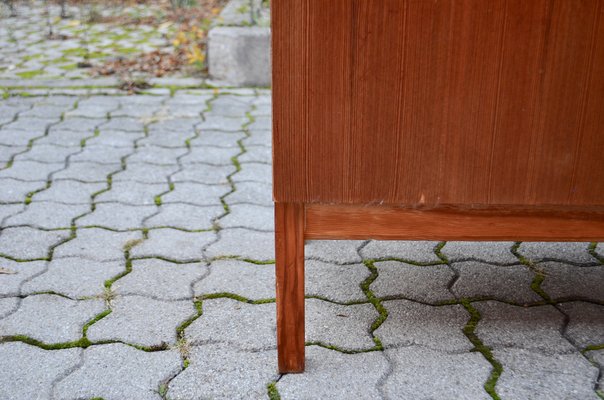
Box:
<box><xmin>272</xmin><ymin>0</ymin><xmax>604</xmax><ymax>207</ymax></box>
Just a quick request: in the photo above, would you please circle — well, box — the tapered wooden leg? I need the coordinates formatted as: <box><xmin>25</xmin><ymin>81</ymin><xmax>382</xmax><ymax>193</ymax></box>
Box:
<box><xmin>275</xmin><ymin>202</ymin><xmax>305</xmax><ymax>373</ymax></box>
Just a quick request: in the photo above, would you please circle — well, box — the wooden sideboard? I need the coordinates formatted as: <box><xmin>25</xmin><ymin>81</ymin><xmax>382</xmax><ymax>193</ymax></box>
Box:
<box><xmin>272</xmin><ymin>0</ymin><xmax>604</xmax><ymax>373</ymax></box>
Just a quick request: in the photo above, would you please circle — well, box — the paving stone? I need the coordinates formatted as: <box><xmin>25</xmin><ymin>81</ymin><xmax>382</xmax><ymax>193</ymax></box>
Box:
<box><xmin>162</xmin><ymin>182</ymin><xmax>230</xmax><ymax>206</ymax></box>
<box><xmin>147</xmin><ymin>118</ymin><xmax>199</xmax><ymax>133</ymax></box>
<box><xmin>0</xmin><ymin>160</ymin><xmax>64</xmax><ymax>181</ymax></box>
<box><xmin>55</xmin><ymin>343</ymin><xmax>182</xmax><ymax>400</ymax></box>
<box><xmin>518</xmin><ymin>241</ymin><xmax>596</xmax><ymax>264</ymax></box>
<box><xmin>305</xmin><ymin>240</ymin><xmax>364</xmax><ymax>264</ymax></box>
<box><xmin>137</xmin><ymin>131</ymin><xmax>191</xmax><ymax>148</ymax></box>
<box><xmin>36</xmin><ymin>129</ymin><xmax>91</xmax><ymax>147</ymax></box>
<box><xmin>223</xmin><ymin>180</ymin><xmax>272</xmax><ymax>206</ymax></box>
<box><xmin>167</xmin><ymin>343</ymin><xmax>277</xmax><ymax>400</ymax></box>
<box><xmin>0</xmin><ymin>294</ymin><xmax>105</xmax><ymax>343</ymax></box>
<box><xmin>197</xmin><ymin>115</ymin><xmax>247</xmax><ymax>131</ymax></box>
<box><xmin>4</xmin><ymin>117</ymin><xmax>53</xmax><ymax>132</ymax></box>
<box><xmin>162</xmin><ymin>104</ymin><xmax>205</xmax><ymax>118</ymax></box>
<box><xmin>189</xmin><ymin>130</ymin><xmax>245</xmax><ymax>148</ymax></box>
<box><xmin>32</xmin><ymin>180</ymin><xmax>106</xmax><ymax>204</ymax></box>
<box><xmin>243</xmin><ymin>129</ymin><xmax>271</xmax><ymax>147</ymax></box>
<box><xmin>87</xmin><ymin>295</ymin><xmax>194</xmax><ymax>347</ymax></box>
<box><xmin>232</xmin><ymin>162</ymin><xmax>271</xmax><ymax>184</ymax></box>
<box><xmin>0</xmin><ymin>297</ymin><xmax>19</xmax><ymax>319</ymax></box>
<box><xmin>494</xmin><ymin>348</ymin><xmax>600</xmax><ymax>400</ymax></box>
<box><xmin>181</xmin><ymin>146</ymin><xmax>239</xmax><ymax>165</ymax></box>
<box><xmin>239</xmin><ymin>145</ymin><xmax>272</xmax><ymax>164</ymax></box>
<box><xmin>146</xmin><ymin>204</ymin><xmax>223</xmax><ymax>230</ymax></box>
<box><xmin>0</xmin><ymin>129</ymin><xmax>42</xmax><ymax>146</ymax></box>
<box><xmin>558</xmin><ymin>302</ymin><xmax>604</xmax><ymax>349</ymax></box>
<box><xmin>15</xmin><ymin>144</ymin><xmax>79</xmax><ymax>163</ymax></box>
<box><xmin>371</xmin><ymin>261</ymin><xmax>454</xmax><ymax>302</ymax></box>
<box><xmin>22</xmin><ymin>258</ymin><xmax>123</xmax><ymax>298</ymax></box>
<box><xmin>128</xmin><ymin>146</ymin><xmax>188</xmax><ymax>165</ymax></box>
<box><xmin>114</xmin><ymin>259</ymin><xmax>207</xmax><ymax>300</ymax></box>
<box><xmin>305</xmin><ymin>260</ymin><xmax>369</xmax><ymax>303</ymax></box>
<box><xmin>0</xmin><ymin>203</ymin><xmax>25</xmax><ymax>224</ymax></box>
<box><xmin>383</xmin><ymin>347</ymin><xmax>492</xmax><ymax>400</ymax></box>
<box><xmin>441</xmin><ymin>241</ymin><xmax>517</xmax><ymax>264</ymax></box>
<box><xmin>70</xmin><ymin>145</ymin><xmax>132</xmax><ymax>164</ymax></box>
<box><xmin>95</xmin><ymin>181</ymin><xmax>167</xmax><ymax>205</ymax></box>
<box><xmin>185</xmin><ymin>298</ymin><xmax>275</xmax><ymax>350</ymax></box>
<box><xmin>101</xmin><ymin>117</ymin><xmax>145</xmax><ymax>132</ymax></box>
<box><xmin>194</xmin><ymin>259</ymin><xmax>274</xmax><ymax>300</ymax></box>
<box><xmin>51</xmin><ymin>117</ymin><xmax>105</xmax><ymax>133</ymax></box>
<box><xmin>249</xmin><ymin>115</ymin><xmax>271</xmax><ymax>130</ymax></box>
<box><xmin>474</xmin><ymin>301</ymin><xmax>574</xmax><ymax>353</ymax></box>
<box><xmin>210</xmin><ymin>96</ymin><xmax>253</xmax><ymax>117</ymax></box>
<box><xmin>0</xmin><ymin>227</ymin><xmax>69</xmax><ymax>260</ymax></box>
<box><xmin>595</xmin><ymin>243</ymin><xmax>604</xmax><ymax>260</ymax></box>
<box><xmin>19</xmin><ymin>105</ymin><xmax>69</xmax><ymax>120</ymax></box>
<box><xmin>0</xmin><ymin>342</ymin><xmax>81</xmax><ymax>400</ymax></box>
<box><xmin>219</xmin><ymin>203</ymin><xmax>273</xmax><ymax>231</ymax></box>
<box><xmin>450</xmin><ymin>261</ymin><xmax>541</xmax><ymax>304</ymax></box>
<box><xmin>77</xmin><ymin>203</ymin><xmax>156</xmax><ymax>230</ymax></box>
<box><xmin>172</xmin><ymin>164</ymin><xmax>236</xmax><ymax>184</ymax></box>
<box><xmin>361</xmin><ymin>240</ymin><xmax>442</xmax><ymax>263</ymax></box>
<box><xmin>52</xmin><ymin>161</ymin><xmax>121</xmax><ymax>182</ymax></box>
<box><xmin>277</xmin><ymin>346</ymin><xmax>388</xmax><ymax>400</ymax></box>
<box><xmin>54</xmin><ymin>228</ymin><xmax>140</xmax><ymax>261</ymax></box>
<box><xmin>112</xmin><ymin>162</ymin><xmax>178</xmax><ymax>183</ymax></box>
<box><xmin>205</xmin><ymin>228</ymin><xmax>274</xmax><ymax>261</ymax></box>
<box><xmin>586</xmin><ymin>350</ymin><xmax>604</xmax><ymax>394</ymax></box>
<box><xmin>0</xmin><ymin>145</ymin><xmax>26</xmax><ymax>162</ymax></box>
<box><xmin>65</xmin><ymin>105</ymin><xmax>116</xmax><ymax>119</ymax></box>
<box><xmin>306</xmin><ymin>298</ymin><xmax>377</xmax><ymax>350</ymax></box>
<box><xmin>86</xmin><ymin>129</ymin><xmax>143</xmax><ymax>147</ymax></box>
<box><xmin>539</xmin><ymin>262</ymin><xmax>604</xmax><ymax>302</ymax></box>
<box><xmin>6</xmin><ymin>202</ymin><xmax>89</xmax><ymax>229</ymax></box>
<box><xmin>376</xmin><ymin>300</ymin><xmax>472</xmax><ymax>350</ymax></box>
<box><xmin>131</xmin><ymin>228</ymin><xmax>215</xmax><ymax>261</ymax></box>
<box><xmin>0</xmin><ymin>258</ymin><xmax>47</xmax><ymax>296</ymax></box>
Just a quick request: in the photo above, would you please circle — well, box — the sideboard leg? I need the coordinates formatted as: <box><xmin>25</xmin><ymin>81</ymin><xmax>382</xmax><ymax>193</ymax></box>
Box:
<box><xmin>275</xmin><ymin>202</ymin><xmax>305</xmax><ymax>373</ymax></box>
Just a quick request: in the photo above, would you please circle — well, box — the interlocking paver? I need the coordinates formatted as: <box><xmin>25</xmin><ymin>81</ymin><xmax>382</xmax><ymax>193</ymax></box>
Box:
<box><xmin>53</xmin><ymin>228</ymin><xmax>140</xmax><ymax>261</ymax></box>
<box><xmin>205</xmin><ymin>228</ymin><xmax>274</xmax><ymax>261</ymax></box>
<box><xmin>586</xmin><ymin>350</ymin><xmax>604</xmax><ymax>395</ymax></box>
<box><xmin>304</xmin><ymin>240</ymin><xmax>364</xmax><ymax>264</ymax></box>
<box><xmin>0</xmin><ymin>342</ymin><xmax>81</xmax><ymax>400</ymax></box>
<box><xmin>450</xmin><ymin>261</ymin><xmax>541</xmax><ymax>304</ymax></box>
<box><xmin>6</xmin><ymin>202</ymin><xmax>89</xmax><ymax>229</ymax></box>
<box><xmin>494</xmin><ymin>348</ymin><xmax>600</xmax><ymax>400</ymax></box>
<box><xmin>86</xmin><ymin>130</ymin><xmax>143</xmax><ymax>147</ymax></box>
<box><xmin>194</xmin><ymin>259</ymin><xmax>274</xmax><ymax>300</ymax></box>
<box><xmin>0</xmin><ymin>258</ymin><xmax>47</xmax><ymax>296</ymax></box>
<box><xmin>223</xmin><ymin>180</ymin><xmax>272</xmax><ymax>206</ymax></box>
<box><xmin>131</xmin><ymin>228</ymin><xmax>215</xmax><ymax>261</ymax></box>
<box><xmin>376</xmin><ymin>300</ymin><xmax>472</xmax><ymax>350</ymax></box>
<box><xmin>371</xmin><ymin>261</ymin><xmax>454</xmax><ymax>302</ymax></box>
<box><xmin>539</xmin><ymin>262</ymin><xmax>604</xmax><ymax>302</ymax></box>
<box><xmin>0</xmin><ymin>297</ymin><xmax>20</xmax><ymax>319</ymax></box>
<box><xmin>162</xmin><ymin>182</ymin><xmax>230</xmax><ymax>206</ymax></box>
<box><xmin>441</xmin><ymin>241</ymin><xmax>517</xmax><ymax>264</ymax></box>
<box><xmin>146</xmin><ymin>203</ymin><xmax>224</xmax><ymax>230</ymax></box>
<box><xmin>114</xmin><ymin>259</ymin><xmax>207</xmax><ymax>300</ymax></box>
<box><xmin>0</xmin><ymin>160</ymin><xmax>64</xmax><ymax>181</ymax></box>
<box><xmin>128</xmin><ymin>146</ymin><xmax>188</xmax><ymax>165</ymax></box>
<box><xmin>52</xmin><ymin>161</ymin><xmax>121</xmax><ymax>182</ymax></box>
<box><xmin>147</xmin><ymin>118</ymin><xmax>199</xmax><ymax>133</ymax></box>
<box><xmin>181</xmin><ymin>146</ymin><xmax>239</xmax><ymax>165</ymax></box>
<box><xmin>306</xmin><ymin>260</ymin><xmax>369</xmax><ymax>303</ymax></box>
<box><xmin>232</xmin><ymin>162</ymin><xmax>271</xmax><ymax>184</ymax></box>
<box><xmin>0</xmin><ymin>227</ymin><xmax>70</xmax><ymax>260</ymax></box>
<box><xmin>31</xmin><ymin>180</ymin><xmax>106</xmax><ymax>204</ymax></box>
<box><xmin>197</xmin><ymin>115</ymin><xmax>247</xmax><ymax>131</ymax></box>
<box><xmin>22</xmin><ymin>258</ymin><xmax>124</xmax><ymax>298</ymax></box>
<box><xmin>101</xmin><ymin>117</ymin><xmax>145</xmax><ymax>132</ymax></box>
<box><xmin>87</xmin><ymin>295</ymin><xmax>194</xmax><ymax>347</ymax></box>
<box><xmin>69</xmin><ymin>145</ymin><xmax>132</xmax><ymax>164</ymax></box>
<box><xmin>474</xmin><ymin>301</ymin><xmax>574</xmax><ymax>353</ymax></box>
<box><xmin>113</xmin><ymin>162</ymin><xmax>179</xmax><ymax>183</ymax></box>
<box><xmin>306</xmin><ymin>298</ymin><xmax>377</xmax><ymax>350</ymax></box>
<box><xmin>0</xmin><ymin>294</ymin><xmax>105</xmax><ymax>343</ymax></box>
<box><xmin>219</xmin><ymin>203</ymin><xmax>273</xmax><ymax>231</ymax></box>
<box><xmin>361</xmin><ymin>240</ymin><xmax>442</xmax><ymax>263</ymax></box>
<box><xmin>382</xmin><ymin>347</ymin><xmax>492</xmax><ymax>400</ymax></box>
<box><xmin>51</xmin><ymin>117</ymin><xmax>104</xmax><ymax>132</ymax></box>
<box><xmin>518</xmin><ymin>241</ymin><xmax>597</xmax><ymax>264</ymax></box>
<box><xmin>36</xmin><ymin>130</ymin><xmax>91</xmax><ymax>147</ymax></box>
<box><xmin>137</xmin><ymin>131</ymin><xmax>191</xmax><ymax>148</ymax></box>
<box><xmin>243</xmin><ymin>129</ymin><xmax>271</xmax><ymax>147</ymax></box>
<box><xmin>210</xmin><ymin>96</ymin><xmax>253</xmax><ymax>116</ymax></box>
<box><xmin>172</xmin><ymin>164</ymin><xmax>236</xmax><ymax>184</ymax></box>
<box><xmin>0</xmin><ymin>145</ymin><xmax>27</xmax><ymax>162</ymax></box>
<box><xmin>239</xmin><ymin>145</ymin><xmax>271</xmax><ymax>163</ymax></box>
<box><xmin>0</xmin><ymin>129</ymin><xmax>42</xmax><ymax>146</ymax></box>
<box><xmin>189</xmin><ymin>130</ymin><xmax>245</xmax><ymax>148</ymax></box>
<box><xmin>77</xmin><ymin>203</ymin><xmax>156</xmax><ymax>229</ymax></box>
<box><xmin>0</xmin><ymin>203</ymin><xmax>25</xmax><ymax>224</ymax></box>
<box><xmin>15</xmin><ymin>144</ymin><xmax>80</xmax><ymax>163</ymax></box>
<box><xmin>558</xmin><ymin>302</ymin><xmax>604</xmax><ymax>349</ymax></box>
<box><xmin>185</xmin><ymin>298</ymin><xmax>275</xmax><ymax>350</ymax></box>
<box><xmin>249</xmin><ymin>115</ymin><xmax>271</xmax><ymax>130</ymax></box>
<box><xmin>54</xmin><ymin>343</ymin><xmax>182</xmax><ymax>400</ymax></box>
<box><xmin>278</xmin><ymin>346</ymin><xmax>389</xmax><ymax>400</ymax></box>
<box><xmin>167</xmin><ymin>344</ymin><xmax>277</xmax><ymax>400</ymax></box>
<box><xmin>95</xmin><ymin>181</ymin><xmax>167</xmax><ymax>205</ymax></box>
<box><xmin>4</xmin><ymin>117</ymin><xmax>54</xmax><ymax>132</ymax></box>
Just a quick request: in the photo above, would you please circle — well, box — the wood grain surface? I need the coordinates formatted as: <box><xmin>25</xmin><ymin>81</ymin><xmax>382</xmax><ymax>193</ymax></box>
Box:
<box><xmin>272</xmin><ymin>0</ymin><xmax>604</xmax><ymax>207</ymax></box>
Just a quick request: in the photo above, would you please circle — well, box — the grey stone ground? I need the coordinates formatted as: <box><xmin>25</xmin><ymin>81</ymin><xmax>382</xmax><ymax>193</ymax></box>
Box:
<box><xmin>1</xmin><ymin>5</ymin><xmax>603</xmax><ymax>399</ymax></box>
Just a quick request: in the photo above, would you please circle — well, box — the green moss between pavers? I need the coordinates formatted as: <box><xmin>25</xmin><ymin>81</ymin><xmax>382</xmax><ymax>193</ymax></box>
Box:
<box><xmin>16</xmin><ymin>69</ymin><xmax>45</xmax><ymax>78</ymax></box>
<box><xmin>59</xmin><ymin>63</ymin><xmax>79</xmax><ymax>71</ymax></box>
<box><xmin>267</xmin><ymin>382</ymin><xmax>281</xmax><ymax>400</ymax></box>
